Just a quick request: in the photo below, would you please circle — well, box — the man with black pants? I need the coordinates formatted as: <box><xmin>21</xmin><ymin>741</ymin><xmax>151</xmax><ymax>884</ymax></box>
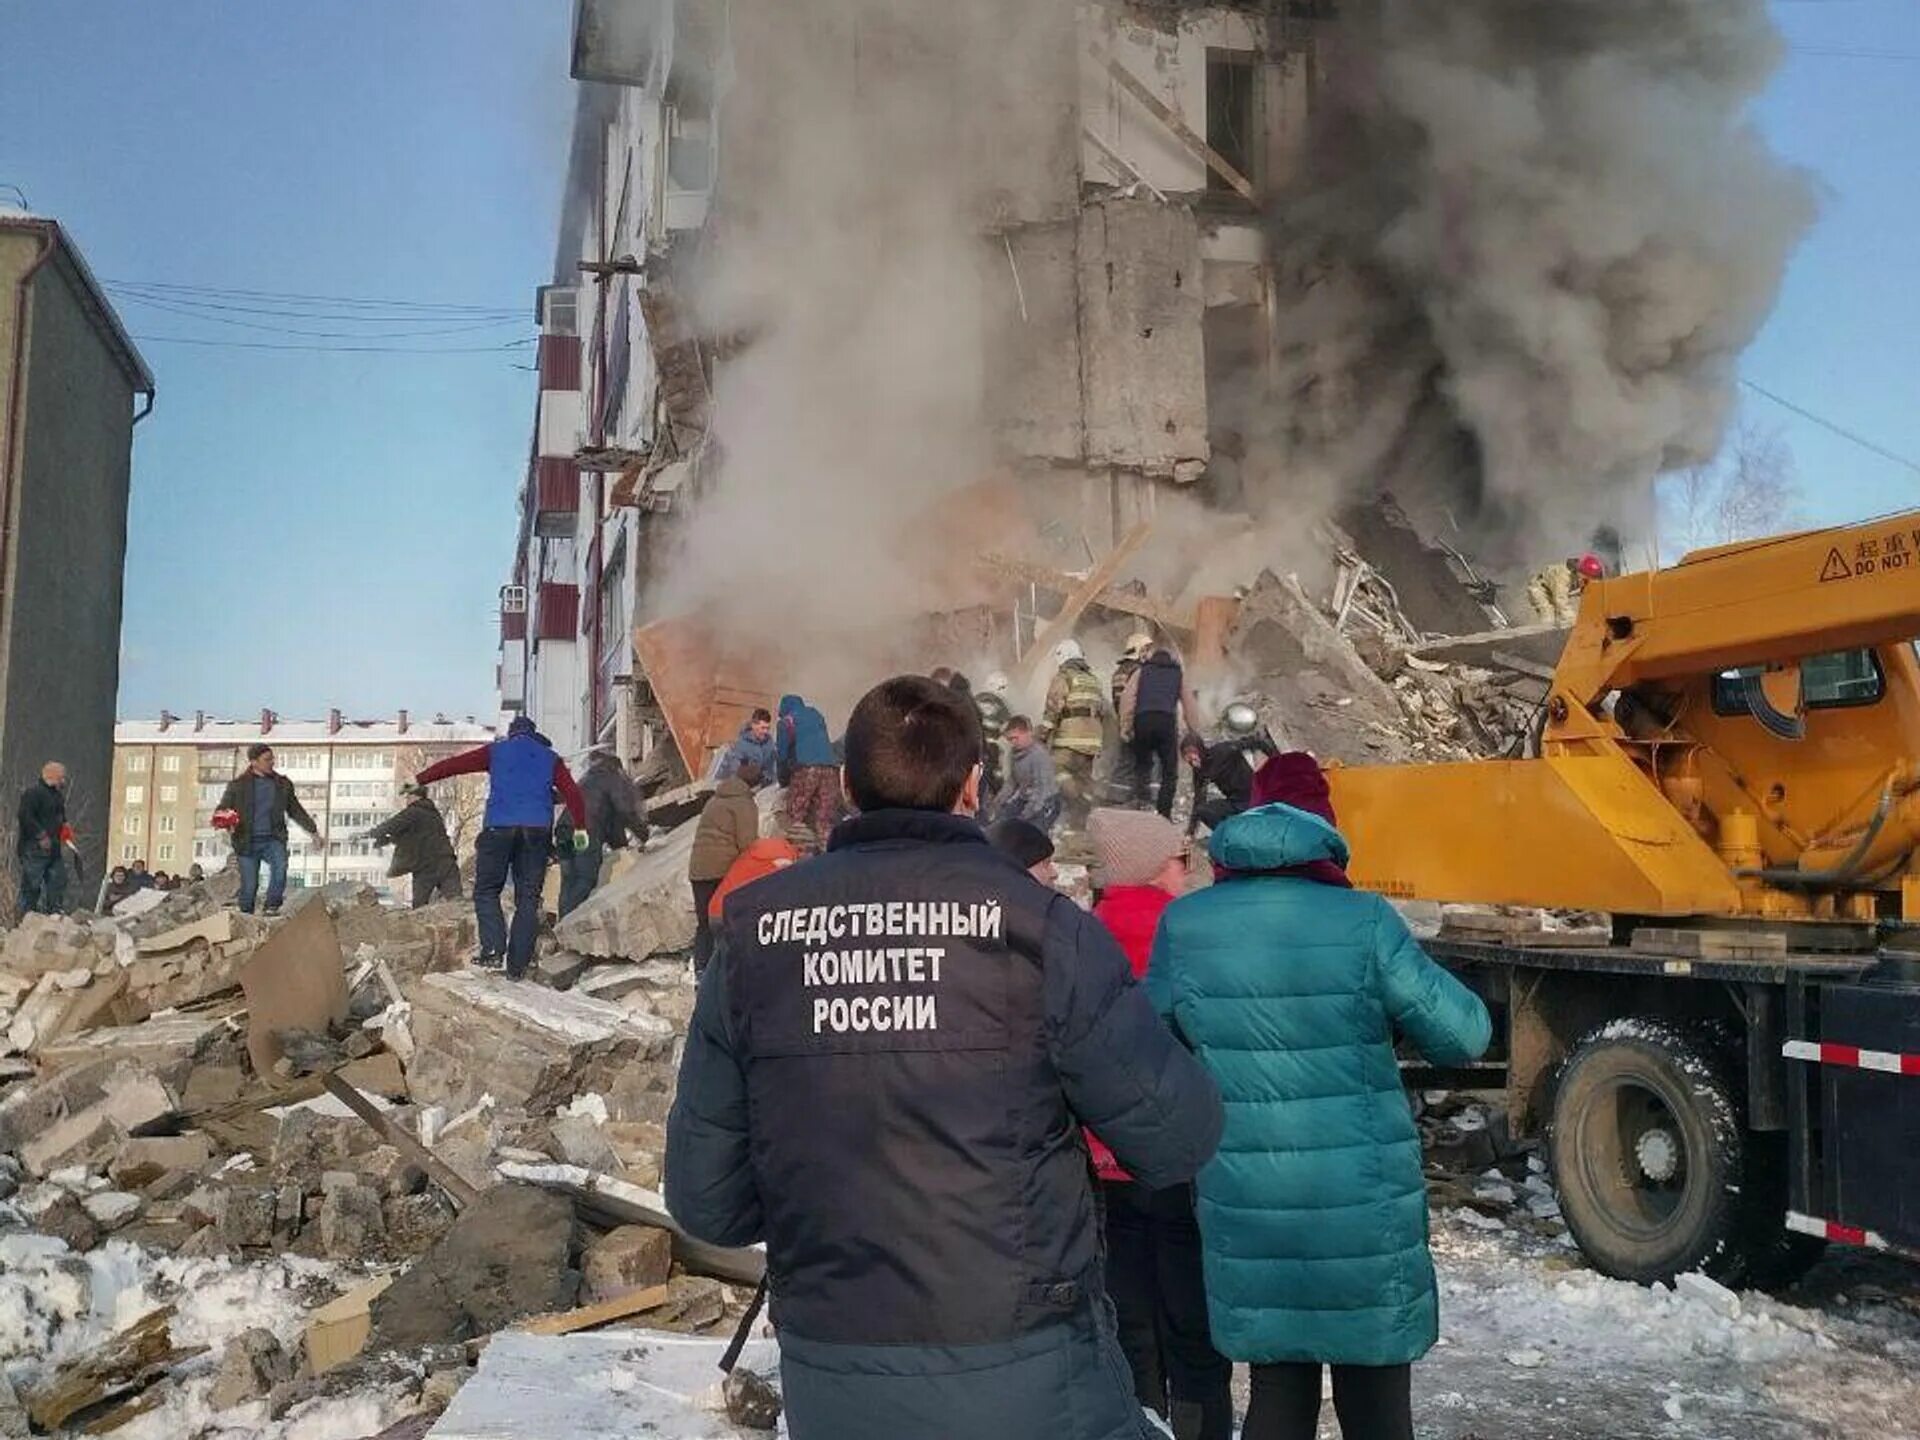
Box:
<box><xmin>666</xmin><ymin>675</ymin><xmax>1223</xmax><ymax>1439</ymax></box>
<box><xmin>416</xmin><ymin>716</ymin><xmax>585</xmax><ymax>979</ymax></box>
<box><xmin>559</xmin><ymin>749</ymin><xmax>648</xmax><ymax>917</ymax></box>
<box><xmin>16</xmin><ymin>761</ymin><xmax>69</xmax><ymax>918</ymax></box>
<box><xmin>1120</xmin><ymin>648</ymin><xmax>1202</xmax><ymax>820</ymax></box>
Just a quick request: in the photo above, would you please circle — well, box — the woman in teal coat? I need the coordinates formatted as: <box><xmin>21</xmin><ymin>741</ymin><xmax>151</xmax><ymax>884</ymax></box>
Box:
<box><xmin>1146</xmin><ymin>754</ymin><xmax>1491</xmax><ymax>1440</ymax></box>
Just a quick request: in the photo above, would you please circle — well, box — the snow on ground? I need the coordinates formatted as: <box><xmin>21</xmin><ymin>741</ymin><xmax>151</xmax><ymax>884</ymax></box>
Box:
<box><xmin>0</xmin><ymin>1215</ymin><xmax>413</xmax><ymax>1440</ymax></box>
<box><xmin>1409</xmin><ymin>1211</ymin><xmax>1920</xmax><ymax>1440</ymax></box>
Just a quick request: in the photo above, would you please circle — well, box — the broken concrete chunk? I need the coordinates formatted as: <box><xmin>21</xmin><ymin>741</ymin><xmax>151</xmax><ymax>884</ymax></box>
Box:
<box><xmin>208</xmin><ymin>1327</ymin><xmax>294</xmax><ymax>1412</ymax></box>
<box><xmin>134</xmin><ymin>909</ymin><xmax>234</xmax><ymax>955</ymax></box>
<box><xmin>36</xmin><ymin>1192</ymin><xmax>103</xmax><ymax>1252</ymax></box>
<box><xmin>338</xmin><ymin>1051</ymin><xmax>408</xmax><ymax>1101</ymax></box>
<box><xmin>725</xmin><ymin>1367</ymin><xmax>783</xmax><ymax>1431</ymax></box>
<box><xmin>405</xmin><ymin>971</ymin><xmax>675</xmax><ymax>1113</ymax></box>
<box><xmin>582</xmin><ymin>1225</ymin><xmax>673</xmax><ymax>1303</ymax></box>
<box><xmin>573</xmin><ymin>964</ymin><xmax>654</xmax><ymax>1004</ymax></box>
<box><xmin>35</xmin><ymin>1014</ymin><xmax>227</xmax><ymax>1073</ymax></box>
<box><xmin>552</xmin><ymin>818</ymin><xmax>714</xmax><ymax>962</ymax></box>
<box><xmin>2</xmin><ymin>913</ymin><xmax>111</xmax><ymax>981</ymax></box>
<box><xmin>536</xmin><ymin>950</ymin><xmax>591</xmax><ymax>991</ymax></box>
<box><xmin>212</xmin><ymin>1183</ymin><xmax>279</xmax><ymax>1250</ymax></box>
<box><xmin>382</xmin><ymin>1191</ymin><xmax>456</xmax><ymax>1254</ymax></box>
<box><xmin>370</xmin><ymin>1184</ymin><xmax>580</xmax><ymax>1349</ymax></box>
<box><xmin>547</xmin><ymin>1115</ymin><xmax>620</xmax><ymax>1174</ymax></box>
<box><xmin>317</xmin><ymin>1181</ymin><xmax>385</xmax><ymax>1260</ymax></box>
<box><xmin>81</xmin><ymin>1191</ymin><xmax>142</xmax><ymax>1230</ymax></box>
<box><xmin>110</xmin><ymin>1134</ymin><xmax>214</xmax><ymax>1190</ymax></box>
<box><xmin>21</xmin><ymin>1074</ymin><xmax>176</xmax><ymax>1177</ymax></box>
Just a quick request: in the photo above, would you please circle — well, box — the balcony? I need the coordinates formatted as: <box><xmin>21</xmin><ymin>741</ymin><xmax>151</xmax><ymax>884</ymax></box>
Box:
<box><xmin>538</xmin><ymin>334</ymin><xmax>582</xmax><ymax>392</ymax></box>
<box><xmin>533</xmin><ymin>458</ymin><xmax>581</xmax><ymax>538</ymax></box>
<box><xmin>571</xmin><ymin>0</ymin><xmax>665</xmax><ymax>86</ymax></box>
<box><xmin>536</xmin><ymin>583</ymin><xmax>581</xmax><ymax>643</ymax></box>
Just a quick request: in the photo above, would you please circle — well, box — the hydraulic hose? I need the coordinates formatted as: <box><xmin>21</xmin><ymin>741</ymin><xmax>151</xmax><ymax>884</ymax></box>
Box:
<box><xmin>1736</xmin><ymin>778</ymin><xmax>1896</xmax><ymax>890</ymax></box>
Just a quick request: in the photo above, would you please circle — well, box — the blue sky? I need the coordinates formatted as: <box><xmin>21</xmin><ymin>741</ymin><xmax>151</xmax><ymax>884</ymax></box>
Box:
<box><xmin>0</xmin><ymin>2</ymin><xmax>1916</xmax><ymax>721</ymax></box>
<box><xmin>0</xmin><ymin>1</ymin><xmax>572</xmax><ymax>721</ymax></box>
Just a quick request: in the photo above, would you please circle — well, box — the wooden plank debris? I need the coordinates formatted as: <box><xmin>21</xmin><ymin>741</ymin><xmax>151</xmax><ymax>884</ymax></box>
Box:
<box><xmin>22</xmin><ymin>1307</ymin><xmax>198</xmax><ymax>1433</ymax></box>
<box><xmin>1011</xmin><ymin>524</ymin><xmax>1152</xmax><ymax>692</ymax></box>
<box><xmin>306</xmin><ymin>1275</ymin><xmax>395</xmax><ymax>1375</ymax></box>
<box><xmin>515</xmin><ymin>1283</ymin><xmax>673</xmax><ymax>1337</ymax></box>
<box><xmin>321</xmin><ymin>1071</ymin><xmax>481</xmax><ymax>1210</ymax></box>
<box><xmin>974</xmin><ymin>551</ymin><xmax>1193</xmax><ymax>635</ymax></box>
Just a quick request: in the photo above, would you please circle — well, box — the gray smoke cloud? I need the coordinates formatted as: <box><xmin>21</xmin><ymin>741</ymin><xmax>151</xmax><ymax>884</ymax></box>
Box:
<box><xmin>654</xmin><ymin>0</ymin><xmax>1079</xmax><ymax>712</ymax></box>
<box><xmin>1255</xmin><ymin>0</ymin><xmax>1817</xmax><ymax>563</ymax></box>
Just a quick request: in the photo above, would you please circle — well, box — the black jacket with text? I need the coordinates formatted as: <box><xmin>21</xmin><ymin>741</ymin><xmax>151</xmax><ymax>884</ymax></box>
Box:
<box><xmin>665</xmin><ymin>809</ymin><xmax>1223</xmax><ymax>1439</ymax></box>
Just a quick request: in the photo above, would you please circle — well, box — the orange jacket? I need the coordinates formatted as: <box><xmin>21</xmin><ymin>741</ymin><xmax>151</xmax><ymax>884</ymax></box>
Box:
<box><xmin>709</xmin><ymin>837</ymin><xmax>802</xmax><ymax>919</ymax></box>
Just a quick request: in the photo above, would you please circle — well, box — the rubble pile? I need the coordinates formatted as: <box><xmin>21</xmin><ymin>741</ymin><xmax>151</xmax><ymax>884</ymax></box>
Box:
<box><xmin>0</xmin><ymin>801</ymin><xmax>777</xmax><ymax>1440</ymax></box>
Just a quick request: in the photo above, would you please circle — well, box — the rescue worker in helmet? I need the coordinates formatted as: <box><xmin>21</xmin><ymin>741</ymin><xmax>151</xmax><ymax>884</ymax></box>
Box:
<box><xmin>1526</xmin><ymin>553</ymin><xmax>1605</xmax><ymax>627</ymax></box>
<box><xmin>1040</xmin><ymin>639</ymin><xmax>1107</xmax><ymax>829</ymax></box>
<box><xmin>1183</xmin><ymin>705</ymin><xmax>1278</xmax><ymax>838</ymax></box>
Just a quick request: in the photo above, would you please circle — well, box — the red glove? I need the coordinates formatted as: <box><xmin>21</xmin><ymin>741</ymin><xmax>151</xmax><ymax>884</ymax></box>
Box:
<box><xmin>58</xmin><ymin>824</ymin><xmax>74</xmax><ymax>845</ymax></box>
<box><xmin>212</xmin><ymin>808</ymin><xmax>241</xmax><ymax>832</ymax></box>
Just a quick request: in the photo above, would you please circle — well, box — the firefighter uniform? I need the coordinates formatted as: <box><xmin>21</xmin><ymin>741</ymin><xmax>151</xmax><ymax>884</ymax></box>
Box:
<box><xmin>1042</xmin><ymin>659</ymin><xmax>1107</xmax><ymax>827</ymax></box>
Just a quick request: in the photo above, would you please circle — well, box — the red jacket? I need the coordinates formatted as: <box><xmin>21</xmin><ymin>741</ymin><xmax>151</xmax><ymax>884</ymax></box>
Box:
<box><xmin>1087</xmin><ymin>885</ymin><xmax>1177</xmax><ymax>1182</ymax></box>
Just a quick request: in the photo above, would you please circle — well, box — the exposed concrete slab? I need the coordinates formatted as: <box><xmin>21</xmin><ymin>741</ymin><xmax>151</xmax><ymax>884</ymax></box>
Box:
<box><xmin>34</xmin><ymin>1014</ymin><xmax>227</xmax><ymax>1073</ymax></box>
<box><xmin>1079</xmin><ymin>198</ymin><xmax>1209</xmax><ymax>478</ymax></box>
<box><xmin>984</xmin><ymin>222</ymin><xmax>1084</xmax><ymax>464</ymax></box>
<box><xmin>406</xmin><ymin>972</ymin><xmax>675</xmax><ymax>1114</ymax></box>
<box><xmin>427</xmin><ymin>1330</ymin><xmax>779</xmax><ymax>1440</ymax></box>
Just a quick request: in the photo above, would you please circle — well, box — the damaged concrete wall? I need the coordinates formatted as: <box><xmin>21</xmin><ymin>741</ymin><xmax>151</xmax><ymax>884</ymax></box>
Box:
<box><xmin>1079</xmin><ymin>198</ymin><xmax>1209</xmax><ymax>478</ymax></box>
<box><xmin>984</xmin><ymin>222</ymin><xmax>1085</xmax><ymax>465</ymax></box>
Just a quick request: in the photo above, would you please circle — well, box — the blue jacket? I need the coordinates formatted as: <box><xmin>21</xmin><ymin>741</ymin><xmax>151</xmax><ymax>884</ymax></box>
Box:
<box><xmin>777</xmin><ymin>694</ymin><xmax>837</xmax><ymax>775</ymax></box>
<box><xmin>1146</xmin><ymin>804</ymin><xmax>1491</xmax><ymax>1368</ymax></box>
<box><xmin>484</xmin><ymin>734</ymin><xmax>564</xmax><ymax>828</ymax></box>
<box><xmin>714</xmin><ymin>722</ymin><xmax>779</xmax><ymax>786</ymax></box>
<box><xmin>667</xmin><ymin>809</ymin><xmax>1222</xmax><ymax>1439</ymax></box>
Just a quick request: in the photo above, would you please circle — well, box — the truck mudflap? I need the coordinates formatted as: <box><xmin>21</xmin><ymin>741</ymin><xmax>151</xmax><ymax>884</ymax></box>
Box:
<box><xmin>1784</xmin><ymin>971</ymin><xmax>1920</xmax><ymax>1255</ymax></box>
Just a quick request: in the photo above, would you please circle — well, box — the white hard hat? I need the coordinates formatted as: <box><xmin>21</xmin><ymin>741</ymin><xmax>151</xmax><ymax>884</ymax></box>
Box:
<box><xmin>984</xmin><ymin>671</ymin><xmax>1010</xmax><ymax>694</ymax></box>
<box><xmin>1126</xmin><ymin>631</ymin><xmax>1154</xmax><ymax>657</ymax></box>
<box><xmin>1051</xmin><ymin>639</ymin><xmax>1084</xmax><ymax>666</ymax></box>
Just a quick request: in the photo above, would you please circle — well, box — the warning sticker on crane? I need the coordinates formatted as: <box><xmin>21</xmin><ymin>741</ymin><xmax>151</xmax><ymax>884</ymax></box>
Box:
<box><xmin>1820</xmin><ymin>547</ymin><xmax>1853</xmax><ymax>583</ymax></box>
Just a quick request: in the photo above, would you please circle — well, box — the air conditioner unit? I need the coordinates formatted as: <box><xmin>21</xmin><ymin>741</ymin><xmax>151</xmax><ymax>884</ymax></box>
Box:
<box><xmin>500</xmin><ymin>584</ymin><xmax>529</xmax><ymax>614</ymax></box>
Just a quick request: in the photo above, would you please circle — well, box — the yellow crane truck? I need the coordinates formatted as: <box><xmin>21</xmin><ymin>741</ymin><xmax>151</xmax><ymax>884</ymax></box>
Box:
<box><xmin>1329</xmin><ymin>512</ymin><xmax>1920</xmax><ymax>1286</ymax></box>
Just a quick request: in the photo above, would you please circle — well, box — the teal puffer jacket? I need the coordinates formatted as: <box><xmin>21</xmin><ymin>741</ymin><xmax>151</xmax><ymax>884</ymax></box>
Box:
<box><xmin>1146</xmin><ymin>803</ymin><xmax>1492</xmax><ymax>1367</ymax></box>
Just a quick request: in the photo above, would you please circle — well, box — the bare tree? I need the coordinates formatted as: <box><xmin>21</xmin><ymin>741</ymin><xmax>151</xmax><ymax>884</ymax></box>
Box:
<box><xmin>1662</xmin><ymin>419</ymin><xmax>1803</xmax><ymax>555</ymax></box>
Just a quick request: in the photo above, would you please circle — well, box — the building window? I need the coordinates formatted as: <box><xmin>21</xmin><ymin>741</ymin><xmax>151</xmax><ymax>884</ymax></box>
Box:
<box><xmin>125</xmin><ymin>785</ymin><xmax>144</xmax><ymax>804</ymax></box>
<box><xmin>123</xmin><ymin>815</ymin><xmax>140</xmax><ymax>835</ymax></box>
<box><xmin>126</xmin><ymin>754</ymin><xmax>147</xmax><ymax>773</ymax></box>
<box><xmin>158</xmin><ymin>816</ymin><xmax>177</xmax><ymax>835</ymax></box>
<box><xmin>161</xmin><ymin>755</ymin><xmax>181</xmax><ymax>773</ymax></box>
<box><xmin>159</xmin><ymin>785</ymin><xmax>177</xmax><ymax>803</ymax></box>
<box><xmin>1205</xmin><ymin>50</ymin><xmax>1259</xmax><ymax>195</ymax></box>
<box><xmin>157</xmin><ymin>844</ymin><xmax>175</xmax><ymax>862</ymax></box>
<box><xmin>121</xmin><ymin>844</ymin><xmax>138</xmax><ymax>861</ymax></box>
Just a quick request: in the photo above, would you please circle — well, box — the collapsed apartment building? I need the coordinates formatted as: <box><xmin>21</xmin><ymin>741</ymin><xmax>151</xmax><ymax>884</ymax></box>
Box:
<box><xmin>499</xmin><ymin>0</ymin><xmax>1807</xmax><ymax>782</ymax></box>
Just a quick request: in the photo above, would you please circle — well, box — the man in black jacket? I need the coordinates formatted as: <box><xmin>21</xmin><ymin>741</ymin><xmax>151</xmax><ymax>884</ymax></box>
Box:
<box><xmin>666</xmin><ymin>676</ymin><xmax>1223</xmax><ymax>1440</ymax></box>
<box><xmin>558</xmin><ymin>750</ymin><xmax>648</xmax><ymax>917</ymax></box>
<box><xmin>16</xmin><ymin>761</ymin><xmax>69</xmax><ymax>918</ymax></box>
<box><xmin>365</xmin><ymin>783</ymin><xmax>461</xmax><ymax>908</ymax></box>
<box><xmin>216</xmin><ymin>745</ymin><xmax>323</xmax><ymax>915</ymax></box>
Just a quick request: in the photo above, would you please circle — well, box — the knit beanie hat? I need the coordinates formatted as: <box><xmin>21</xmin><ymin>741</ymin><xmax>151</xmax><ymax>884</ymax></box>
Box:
<box><xmin>1251</xmin><ymin>752</ymin><xmax>1336</xmax><ymax>825</ymax></box>
<box><xmin>1088</xmin><ymin>807</ymin><xmax>1187</xmax><ymax>889</ymax></box>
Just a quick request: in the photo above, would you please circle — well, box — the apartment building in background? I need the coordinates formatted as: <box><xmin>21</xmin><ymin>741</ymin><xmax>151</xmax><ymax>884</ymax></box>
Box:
<box><xmin>109</xmin><ymin>711</ymin><xmax>493</xmax><ymax>901</ymax></box>
<box><xmin>500</xmin><ymin>0</ymin><xmax>1327</xmax><ymax>782</ymax></box>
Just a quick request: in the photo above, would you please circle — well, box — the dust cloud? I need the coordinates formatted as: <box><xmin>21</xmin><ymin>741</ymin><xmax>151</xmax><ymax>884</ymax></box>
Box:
<box><xmin>653</xmin><ymin>0</ymin><xmax>1078</xmax><ymax>712</ymax></box>
<box><xmin>1254</xmin><ymin>0</ymin><xmax>1816</xmax><ymax>566</ymax></box>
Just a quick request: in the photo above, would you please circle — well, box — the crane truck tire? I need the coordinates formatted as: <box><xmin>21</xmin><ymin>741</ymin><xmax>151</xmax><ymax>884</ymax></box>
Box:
<box><xmin>1549</xmin><ymin>1018</ymin><xmax>1749</xmax><ymax>1285</ymax></box>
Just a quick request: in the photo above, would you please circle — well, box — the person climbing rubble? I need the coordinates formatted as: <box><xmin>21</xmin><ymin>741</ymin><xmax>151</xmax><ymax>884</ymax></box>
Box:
<box><xmin>1107</xmin><ymin>632</ymin><xmax>1154</xmax><ymax>802</ymax></box>
<box><xmin>214</xmin><ymin>745</ymin><xmax>324</xmax><ymax>917</ymax></box>
<box><xmin>364</xmin><ymin>781</ymin><xmax>461</xmax><ymax>909</ymax></box>
<box><xmin>415</xmin><ymin>715</ymin><xmax>585</xmax><ymax>979</ymax></box>
<box><xmin>1525</xmin><ymin>553</ymin><xmax>1604</xmax><ymax>626</ymax></box>
<box><xmin>1039</xmin><ymin>639</ymin><xmax>1106</xmax><ymax>829</ymax></box>
<box><xmin>666</xmin><ymin>674</ymin><xmax>1222</xmax><ymax>1440</ymax></box>
<box><xmin>997</xmin><ymin>715</ymin><xmax>1061</xmax><ymax>833</ymax></box>
<box><xmin>1119</xmin><ymin>647</ymin><xmax>1203</xmax><ymax>821</ymax></box>
<box><xmin>688</xmin><ymin>759</ymin><xmax>764</xmax><ymax>974</ymax></box>
<box><xmin>558</xmin><ymin>748</ymin><xmax>648</xmax><ymax>916</ymax></box>
<box><xmin>1181</xmin><ymin>733</ymin><xmax>1258</xmax><ymax>837</ymax></box>
<box><xmin>714</xmin><ymin>707</ymin><xmax>779</xmax><ymax>788</ymax></box>
<box><xmin>777</xmin><ymin>693</ymin><xmax>844</xmax><ymax>854</ymax></box>
<box><xmin>974</xmin><ymin>672</ymin><xmax>1013</xmax><ymax>815</ymax></box>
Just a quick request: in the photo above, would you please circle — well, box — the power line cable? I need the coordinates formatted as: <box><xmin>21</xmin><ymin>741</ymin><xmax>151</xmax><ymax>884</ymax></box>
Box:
<box><xmin>102</xmin><ymin>277</ymin><xmax>525</xmax><ymax>314</ymax></box>
<box><xmin>1789</xmin><ymin>44</ymin><xmax>1920</xmax><ymax>61</ymax></box>
<box><xmin>105</xmin><ymin>285</ymin><xmax>522</xmax><ymax>324</ymax></box>
<box><xmin>129</xmin><ymin>333</ymin><xmax>536</xmax><ymax>355</ymax></box>
<box><xmin>111</xmin><ymin>290</ymin><xmax>526</xmax><ymax>340</ymax></box>
<box><xmin>1741</xmin><ymin>379</ymin><xmax>1920</xmax><ymax>478</ymax></box>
